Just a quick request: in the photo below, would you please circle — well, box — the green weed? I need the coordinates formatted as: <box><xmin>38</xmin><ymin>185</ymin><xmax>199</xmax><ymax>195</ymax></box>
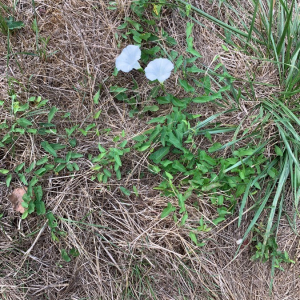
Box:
<box><xmin>1</xmin><ymin>0</ymin><xmax>299</xmax><ymax>278</ymax></box>
<box><xmin>166</xmin><ymin>0</ymin><xmax>300</xmax><ymax>265</ymax></box>
<box><xmin>111</xmin><ymin>0</ymin><xmax>300</xmax><ymax>269</ymax></box>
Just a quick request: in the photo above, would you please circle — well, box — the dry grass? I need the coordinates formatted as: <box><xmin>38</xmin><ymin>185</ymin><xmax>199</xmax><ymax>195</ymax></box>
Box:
<box><xmin>1</xmin><ymin>0</ymin><xmax>300</xmax><ymax>299</ymax></box>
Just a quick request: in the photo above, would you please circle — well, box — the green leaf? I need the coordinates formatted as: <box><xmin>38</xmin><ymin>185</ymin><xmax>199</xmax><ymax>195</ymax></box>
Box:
<box><xmin>55</xmin><ymin>164</ymin><xmax>66</xmax><ymax>173</ymax></box>
<box><xmin>69</xmin><ymin>138</ymin><xmax>77</xmax><ymax>147</ymax></box>
<box><xmin>15</xmin><ymin>163</ymin><xmax>25</xmax><ymax>173</ymax></box>
<box><xmin>165</xmin><ymin>36</ymin><xmax>177</xmax><ymax>46</ymax></box>
<box><xmin>49</xmin><ymin>143</ymin><xmax>66</xmax><ymax>150</ymax></box>
<box><xmin>202</xmin><ymin>182</ymin><xmax>222</xmax><ymax>192</ymax></box>
<box><xmin>48</xmin><ymin>107</ymin><xmax>58</xmax><ymax>123</ymax></box>
<box><xmin>66</xmin><ymin>152</ymin><xmax>72</xmax><ymax>162</ymax></box>
<box><xmin>6</xmin><ymin>173</ymin><xmax>12</xmax><ymax>187</ymax></box>
<box><xmin>103</xmin><ymin>169</ymin><xmax>112</xmax><ymax>177</ymax></box>
<box><xmin>161</xmin><ymin>202</ymin><xmax>176</xmax><ymax>218</ymax></box>
<box><xmin>29</xmin><ymin>176</ymin><xmax>39</xmax><ymax>187</ymax></box>
<box><xmin>149</xmin><ymin>147</ymin><xmax>170</xmax><ymax>164</ymax></box>
<box><xmin>0</xmin><ymin>169</ymin><xmax>9</xmax><ymax>174</ymax></box>
<box><xmin>17</xmin><ymin>118</ymin><xmax>33</xmax><ymax>128</ymax></box>
<box><xmin>6</xmin><ymin>16</ymin><xmax>24</xmax><ymax>30</ymax></box>
<box><xmin>79</xmin><ymin>128</ymin><xmax>87</xmax><ymax>136</ymax></box>
<box><xmin>179</xmin><ymin>79</ymin><xmax>195</xmax><ymax>92</ymax></box>
<box><xmin>200</xmin><ymin>151</ymin><xmax>217</xmax><ymax>166</ymax></box>
<box><xmin>143</xmin><ymin>46</ymin><xmax>160</xmax><ymax>56</ymax></box>
<box><xmin>65</xmin><ymin>125</ymin><xmax>78</xmax><ymax>137</ymax></box>
<box><xmin>63</xmin><ymin>112</ymin><xmax>71</xmax><ymax>119</ymax></box>
<box><xmin>12</xmin><ymin>102</ymin><xmax>19</xmax><ymax>114</ymax></box>
<box><xmin>33</xmin><ymin>186</ymin><xmax>43</xmax><ymax>201</ymax></box>
<box><xmin>61</xmin><ymin>249</ymin><xmax>71</xmax><ymax>262</ymax></box>
<box><xmin>142</xmin><ymin>105</ymin><xmax>159</xmax><ymax>112</ymax></box>
<box><xmin>165</xmin><ymin>171</ymin><xmax>173</xmax><ymax>180</ymax></box>
<box><xmin>93</xmin><ymin>110</ymin><xmax>102</xmax><ymax>119</ymax></box>
<box><xmin>120</xmin><ymin>186</ymin><xmax>131</xmax><ymax>196</ymax></box>
<box><xmin>212</xmin><ymin>217</ymin><xmax>225</xmax><ymax>225</ymax></box>
<box><xmin>98</xmin><ymin>144</ymin><xmax>106</xmax><ymax>153</ymax></box>
<box><xmin>187</xmin><ymin>65</ymin><xmax>203</xmax><ymax>73</ymax></box>
<box><xmin>186</xmin><ymin>22</ymin><xmax>193</xmax><ymax>37</ymax></box>
<box><xmin>117</xmin><ymin>22</ymin><xmax>128</xmax><ymax>29</ymax></box>
<box><xmin>181</xmin><ymin>213</ymin><xmax>188</xmax><ymax>225</ymax></box>
<box><xmin>35</xmin><ymin>201</ymin><xmax>46</xmax><ymax>215</ymax></box>
<box><xmin>172</xmin><ymin>160</ymin><xmax>186</xmax><ymax>172</ymax></box>
<box><xmin>189</xmin><ymin>232</ymin><xmax>198</xmax><ymax>244</ymax></box>
<box><xmin>21</xmin><ymin>210</ymin><xmax>29</xmax><ymax>219</ymax></box>
<box><xmin>148</xmin><ymin>164</ymin><xmax>161</xmax><ymax>174</ymax></box>
<box><xmin>46</xmin><ymin>212</ymin><xmax>57</xmax><ymax>228</ymax></box>
<box><xmin>187</xmin><ymin>47</ymin><xmax>202</xmax><ymax>57</ymax></box>
<box><xmin>41</xmin><ymin>141</ymin><xmax>57</xmax><ymax>157</ymax></box>
<box><xmin>171</xmin><ymin>97</ymin><xmax>188</xmax><ymax>108</ymax></box>
<box><xmin>21</xmin><ymin>199</ymin><xmax>29</xmax><ymax>207</ymax></box>
<box><xmin>36</xmin><ymin>157</ymin><xmax>48</xmax><ymax>165</ymax></box>
<box><xmin>37</xmin><ymin>99</ymin><xmax>48</xmax><ymax>108</ymax></box>
<box><xmin>69</xmin><ymin>247</ymin><xmax>80</xmax><ymax>257</ymax></box>
<box><xmin>27</xmin><ymin>128</ymin><xmax>37</xmax><ymax>134</ymax></box>
<box><xmin>133</xmin><ymin>185</ymin><xmax>138</xmax><ymax>196</ymax></box>
<box><xmin>137</xmin><ymin>142</ymin><xmax>151</xmax><ymax>151</ymax></box>
<box><xmin>110</xmin><ymin>86</ymin><xmax>128</xmax><ymax>93</ymax></box>
<box><xmin>170</xmin><ymin>50</ymin><xmax>178</xmax><ymax>60</ymax></box>
<box><xmin>192</xmin><ymin>92</ymin><xmax>222</xmax><ymax>103</ymax></box>
<box><xmin>118</xmin><ymin>140</ymin><xmax>128</xmax><ymax>148</ymax></box>
<box><xmin>275</xmin><ymin>145</ymin><xmax>283</xmax><ymax>157</ymax></box>
<box><xmin>18</xmin><ymin>173</ymin><xmax>28</xmax><ymax>185</ymax></box>
<box><xmin>32</xmin><ymin>18</ymin><xmax>38</xmax><ymax>32</ymax></box>
<box><xmin>34</xmin><ymin>168</ymin><xmax>47</xmax><ymax>176</ymax></box>
<box><xmin>156</xmin><ymin>95</ymin><xmax>171</xmax><ymax>105</ymax></box>
<box><xmin>45</xmin><ymin>164</ymin><xmax>54</xmax><ymax>171</ymax></box>
<box><xmin>114</xmin><ymin>154</ymin><xmax>122</xmax><ymax>167</ymax></box>
<box><xmin>25</xmin><ymin>162</ymin><xmax>36</xmax><ymax>173</ymax></box>
<box><xmin>208</xmin><ymin>142</ymin><xmax>222</xmax><ymax>153</ymax></box>
<box><xmin>72</xmin><ymin>163</ymin><xmax>79</xmax><ymax>171</ymax></box>
<box><xmin>175</xmin><ymin>55</ymin><xmax>184</xmax><ymax>71</ymax></box>
<box><xmin>186</xmin><ymin>57</ymin><xmax>198</xmax><ymax>63</ymax></box>
<box><xmin>147</xmin><ymin>116</ymin><xmax>167</xmax><ymax>124</ymax></box>
<box><xmin>70</xmin><ymin>152</ymin><xmax>83</xmax><ymax>159</ymax></box>
<box><xmin>168</xmin><ymin>131</ymin><xmax>182</xmax><ymax>148</ymax></box>
<box><xmin>93</xmin><ymin>89</ymin><xmax>101</xmax><ymax>104</ymax></box>
<box><xmin>85</xmin><ymin>123</ymin><xmax>96</xmax><ymax>131</ymax></box>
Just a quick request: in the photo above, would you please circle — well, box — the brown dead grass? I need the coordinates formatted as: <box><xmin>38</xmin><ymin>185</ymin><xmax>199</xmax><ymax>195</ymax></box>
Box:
<box><xmin>0</xmin><ymin>0</ymin><xmax>300</xmax><ymax>299</ymax></box>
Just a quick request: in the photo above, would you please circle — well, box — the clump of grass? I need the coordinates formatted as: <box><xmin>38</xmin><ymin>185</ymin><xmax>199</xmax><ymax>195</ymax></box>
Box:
<box><xmin>174</xmin><ymin>0</ymin><xmax>300</xmax><ymax>286</ymax></box>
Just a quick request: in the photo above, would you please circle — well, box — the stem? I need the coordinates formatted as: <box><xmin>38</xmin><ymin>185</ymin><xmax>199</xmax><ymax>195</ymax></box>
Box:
<box><xmin>160</xmin><ymin>82</ymin><xmax>166</xmax><ymax>93</ymax></box>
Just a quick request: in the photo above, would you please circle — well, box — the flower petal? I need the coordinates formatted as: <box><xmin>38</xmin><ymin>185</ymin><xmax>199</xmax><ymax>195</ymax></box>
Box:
<box><xmin>115</xmin><ymin>45</ymin><xmax>141</xmax><ymax>73</ymax></box>
<box><xmin>116</xmin><ymin>56</ymin><xmax>134</xmax><ymax>72</ymax></box>
<box><xmin>122</xmin><ymin>45</ymin><xmax>141</xmax><ymax>62</ymax></box>
<box><xmin>145</xmin><ymin>58</ymin><xmax>174</xmax><ymax>83</ymax></box>
<box><xmin>132</xmin><ymin>61</ymin><xmax>141</xmax><ymax>70</ymax></box>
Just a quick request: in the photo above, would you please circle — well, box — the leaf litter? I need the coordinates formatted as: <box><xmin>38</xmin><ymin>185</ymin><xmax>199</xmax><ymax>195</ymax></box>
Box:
<box><xmin>8</xmin><ymin>187</ymin><xmax>27</xmax><ymax>213</ymax></box>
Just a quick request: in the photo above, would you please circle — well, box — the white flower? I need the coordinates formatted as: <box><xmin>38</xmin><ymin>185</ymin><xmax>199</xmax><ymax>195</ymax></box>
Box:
<box><xmin>145</xmin><ymin>58</ymin><xmax>174</xmax><ymax>83</ymax></box>
<box><xmin>236</xmin><ymin>239</ymin><xmax>243</xmax><ymax>245</ymax></box>
<box><xmin>115</xmin><ymin>45</ymin><xmax>141</xmax><ymax>72</ymax></box>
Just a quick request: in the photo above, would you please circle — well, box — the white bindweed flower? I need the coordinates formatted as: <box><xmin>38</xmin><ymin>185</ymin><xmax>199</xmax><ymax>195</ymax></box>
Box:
<box><xmin>236</xmin><ymin>239</ymin><xmax>243</xmax><ymax>245</ymax></box>
<box><xmin>145</xmin><ymin>58</ymin><xmax>174</xmax><ymax>83</ymax></box>
<box><xmin>115</xmin><ymin>45</ymin><xmax>141</xmax><ymax>73</ymax></box>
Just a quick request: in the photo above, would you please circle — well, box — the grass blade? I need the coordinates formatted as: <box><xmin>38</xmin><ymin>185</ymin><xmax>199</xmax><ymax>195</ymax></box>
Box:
<box><xmin>261</xmin><ymin>154</ymin><xmax>289</xmax><ymax>255</ymax></box>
